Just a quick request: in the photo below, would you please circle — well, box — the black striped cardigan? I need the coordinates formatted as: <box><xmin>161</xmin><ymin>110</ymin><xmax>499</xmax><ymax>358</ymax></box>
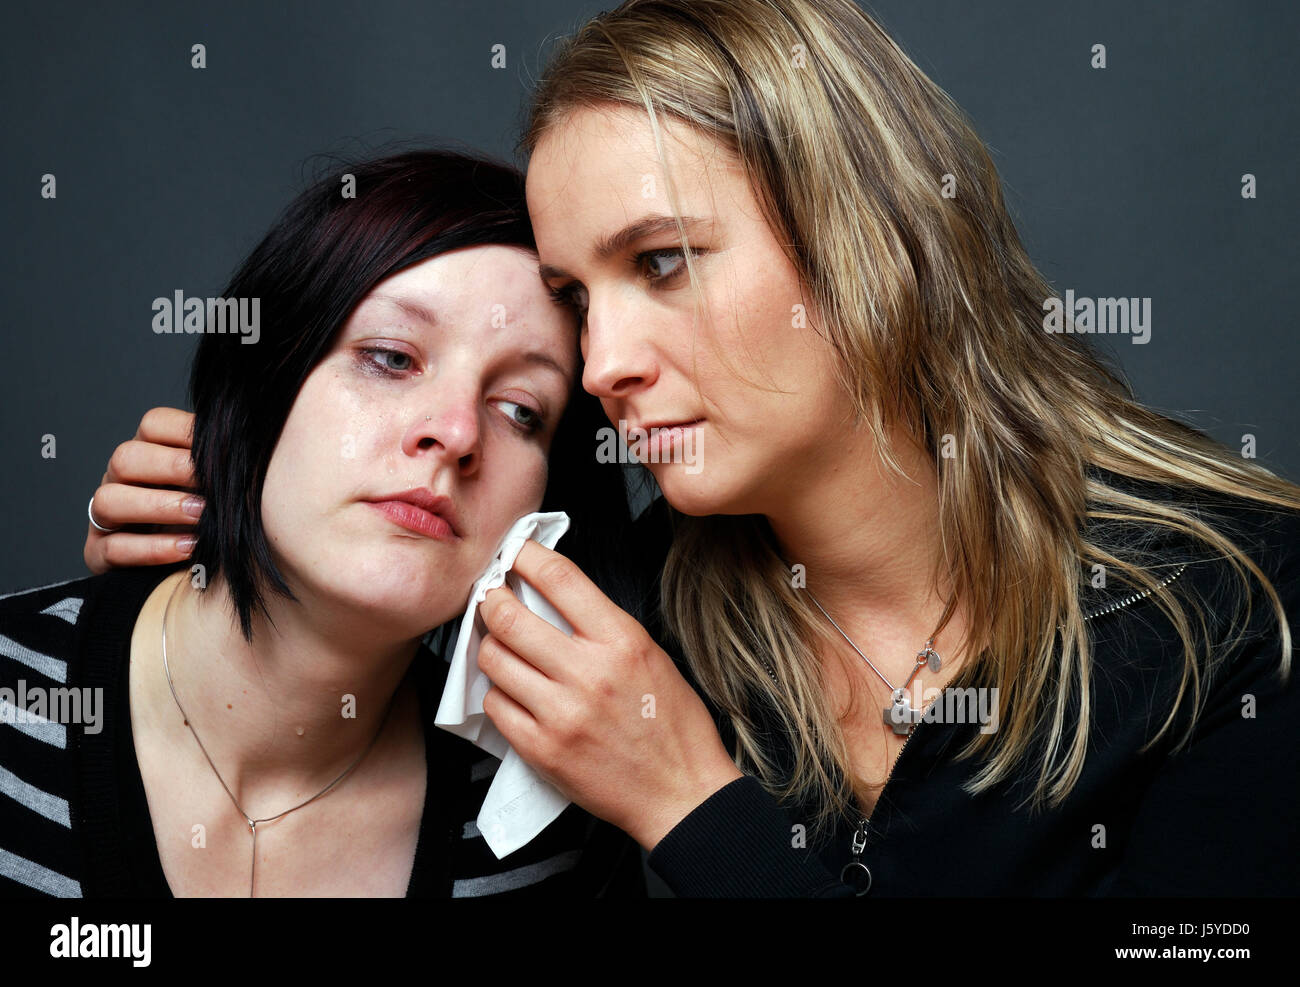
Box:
<box><xmin>0</xmin><ymin>567</ymin><xmax>645</xmax><ymax>898</ymax></box>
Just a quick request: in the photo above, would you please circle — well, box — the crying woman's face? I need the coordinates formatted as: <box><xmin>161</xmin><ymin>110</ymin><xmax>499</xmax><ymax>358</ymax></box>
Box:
<box><xmin>259</xmin><ymin>244</ymin><xmax>579</xmax><ymax>638</ymax></box>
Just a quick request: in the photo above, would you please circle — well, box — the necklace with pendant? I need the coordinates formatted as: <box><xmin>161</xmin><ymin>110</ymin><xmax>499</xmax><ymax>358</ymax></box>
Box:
<box><xmin>805</xmin><ymin>591</ymin><xmax>945</xmax><ymax>895</ymax></box>
<box><xmin>806</xmin><ymin>591</ymin><xmax>942</xmax><ymax>736</ymax></box>
<box><xmin>159</xmin><ymin>575</ymin><xmax>395</xmax><ymax>896</ymax></box>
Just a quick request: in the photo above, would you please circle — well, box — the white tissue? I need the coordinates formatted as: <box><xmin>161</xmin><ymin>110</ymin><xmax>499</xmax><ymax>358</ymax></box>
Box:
<box><xmin>434</xmin><ymin>511</ymin><xmax>574</xmax><ymax>858</ymax></box>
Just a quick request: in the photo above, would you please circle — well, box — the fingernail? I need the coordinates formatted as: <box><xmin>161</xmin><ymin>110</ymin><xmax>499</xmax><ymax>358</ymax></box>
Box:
<box><xmin>181</xmin><ymin>495</ymin><xmax>205</xmax><ymax>518</ymax></box>
<box><xmin>176</xmin><ymin>535</ymin><xmax>197</xmax><ymax>552</ymax></box>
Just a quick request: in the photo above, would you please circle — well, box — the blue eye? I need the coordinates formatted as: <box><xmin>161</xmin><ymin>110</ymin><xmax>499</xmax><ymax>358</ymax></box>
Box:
<box><xmin>359</xmin><ymin>347</ymin><xmax>415</xmax><ymax>375</ymax></box>
<box><xmin>495</xmin><ymin>399</ymin><xmax>544</xmax><ymax>434</ymax></box>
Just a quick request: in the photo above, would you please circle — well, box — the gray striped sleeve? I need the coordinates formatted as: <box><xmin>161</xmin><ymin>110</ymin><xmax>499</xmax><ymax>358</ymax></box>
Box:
<box><xmin>0</xmin><ymin>764</ymin><xmax>71</xmax><ymax>828</ymax></box>
<box><xmin>0</xmin><ymin>846</ymin><xmax>82</xmax><ymax>897</ymax></box>
<box><xmin>0</xmin><ymin>633</ymin><xmax>68</xmax><ymax>683</ymax></box>
<box><xmin>451</xmin><ymin>850</ymin><xmax>582</xmax><ymax>897</ymax></box>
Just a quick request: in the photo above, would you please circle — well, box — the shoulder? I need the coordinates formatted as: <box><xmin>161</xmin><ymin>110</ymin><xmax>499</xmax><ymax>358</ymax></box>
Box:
<box><xmin>0</xmin><ymin>575</ymin><xmax>101</xmax><ymax>684</ymax></box>
<box><xmin>0</xmin><ymin>575</ymin><xmax>103</xmax><ymax>897</ymax></box>
<box><xmin>615</xmin><ymin>493</ymin><xmax>675</xmax><ymax>630</ymax></box>
<box><xmin>0</xmin><ymin>567</ymin><xmax>177</xmax><ymax>690</ymax></box>
<box><xmin>1081</xmin><ymin>466</ymin><xmax>1300</xmax><ymax>631</ymax></box>
<box><xmin>1080</xmin><ymin>468</ymin><xmax>1300</xmax><ymax>724</ymax></box>
<box><xmin>0</xmin><ymin>566</ymin><xmax>179</xmax><ymax>898</ymax></box>
<box><xmin>0</xmin><ymin>574</ymin><xmax>98</xmax><ymax>621</ymax></box>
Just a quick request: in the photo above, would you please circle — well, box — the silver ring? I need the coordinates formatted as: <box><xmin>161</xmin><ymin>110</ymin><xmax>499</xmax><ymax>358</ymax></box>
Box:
<box><xmin>87</xmin><ymin>495</ymin><xmax>119</xmax><ymax>533</ymax></box>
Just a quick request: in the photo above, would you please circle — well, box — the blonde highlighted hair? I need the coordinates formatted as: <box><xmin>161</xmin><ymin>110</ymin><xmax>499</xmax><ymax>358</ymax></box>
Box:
<box><xmin>520</xmin><ymin>0</ymin><xmax>1300</xmax><ymax>836</ymax></box>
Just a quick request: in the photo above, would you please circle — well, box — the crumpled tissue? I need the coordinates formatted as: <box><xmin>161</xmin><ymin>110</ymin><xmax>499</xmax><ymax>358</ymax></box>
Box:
<box><xmin>434</xmin><ymin>511</ymin><xmax>574</xmax><ymax>858</ymax></box>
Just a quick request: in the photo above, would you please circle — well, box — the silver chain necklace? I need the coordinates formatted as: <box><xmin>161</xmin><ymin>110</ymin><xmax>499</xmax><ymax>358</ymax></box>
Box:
<box><xmin>804</xmin><ymin>590</ymin><xmax>946</xmax><ymax>895</ymax></box>
<box><xmin>805</xmin><ymin>590</ymin><xmax>942</xmax><ymax>737</ymax></box>
<box><xmin>159</xmin><ymin>575</ymin><xmax>395</xmax><ymax>897</ymax></box>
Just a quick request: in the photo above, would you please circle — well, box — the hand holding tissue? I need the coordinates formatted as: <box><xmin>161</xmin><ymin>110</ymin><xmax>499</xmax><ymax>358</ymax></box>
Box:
<box><xmin>434</xmin><ymin>511</ymin><xmax>574</xmax><ymax>859</ymax></box>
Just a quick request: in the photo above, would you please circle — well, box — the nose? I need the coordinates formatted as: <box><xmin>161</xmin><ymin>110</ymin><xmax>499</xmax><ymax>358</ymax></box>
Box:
<box><xmin>579</xmin><ymin>289</ymin><xmax>659</xmax><ymax>400</ymax></box>
<box><xmin>402</xmin><ymin>383</ymin><xmax>482</xmax><ymax>474</ymax></box>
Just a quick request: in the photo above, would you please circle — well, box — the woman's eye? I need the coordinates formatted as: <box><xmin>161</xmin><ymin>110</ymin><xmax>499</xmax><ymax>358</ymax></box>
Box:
<box><xmin>545</xmin><ymin>246</ymin><xmax>701</xmax><ymax>322</ymax></box>
<box><xmin>359</xmin><ymin>347</ymin><xmax>416</xmax><ymax>375</ymax></box>
<box><xmin>495</xmin><ymin>399</ymin><xmax>544</xmax><ymax>434</ymax></box>
<box><xmin>639</xmin><ymin>249</ymin><xmax>686</xmax><ymax>281</ymax></box>
<box><xmin>549</xmin><ymin>282</ymin><xmax>588</xmax><ymax>315</ymax></box>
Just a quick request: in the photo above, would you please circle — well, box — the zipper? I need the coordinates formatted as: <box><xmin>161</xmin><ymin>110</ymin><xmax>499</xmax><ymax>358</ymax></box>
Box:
<box><xmin>1079</xmin><ymin>562</ymin><xmax>1188</xmax><ymax>622</ymax></box>
<box><xmin>860</xmin><ymin>690</ymin><xmax>927</xmax><ymax>834</ymax></box>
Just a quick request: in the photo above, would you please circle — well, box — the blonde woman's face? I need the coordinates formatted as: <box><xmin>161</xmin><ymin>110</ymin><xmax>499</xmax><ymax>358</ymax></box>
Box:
<box><xmin>527</xmin><ymin>104</ymin><xmax>852</xmax><ymax>518</ymax></box>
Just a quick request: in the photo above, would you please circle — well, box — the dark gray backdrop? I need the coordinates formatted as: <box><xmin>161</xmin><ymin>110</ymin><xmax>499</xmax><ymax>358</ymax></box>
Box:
<box><xmin>3</xmin><ymin>0</ymin><xmax>1298</xmax><ymax>593</ymax></box>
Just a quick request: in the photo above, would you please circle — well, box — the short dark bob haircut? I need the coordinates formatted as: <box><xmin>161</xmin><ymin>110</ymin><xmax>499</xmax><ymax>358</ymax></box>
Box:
<box><xmin>188</xmin><ymin>148</ymin><xmax>640</xmax><ymax>640</ymax></box>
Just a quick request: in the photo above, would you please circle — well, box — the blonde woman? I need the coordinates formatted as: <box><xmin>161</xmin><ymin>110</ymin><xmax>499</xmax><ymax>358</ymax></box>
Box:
<box><xmin>84</xmin><ymin>0</ymin><xmax>1299</xmax><ymax>896</ymax></box>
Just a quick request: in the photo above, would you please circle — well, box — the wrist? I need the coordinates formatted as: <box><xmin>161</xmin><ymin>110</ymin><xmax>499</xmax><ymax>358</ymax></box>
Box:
<box><xmin>631</xmin><ymin>760</ymin><xmax>745</xmax><ymax>851</ymax></box>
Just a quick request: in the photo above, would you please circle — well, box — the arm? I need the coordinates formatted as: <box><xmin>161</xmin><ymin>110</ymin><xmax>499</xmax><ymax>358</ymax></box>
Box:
<box><xmin>84</xmin><ymin>407</ymin><xmax>200</xmax><ymax>573</ymax></box>
<box><xmin>646</xmin><ymin>776</ymin><xmax>856</xmax><ymax>897</ymax></box>
<box><xmin>475</xmin><ymin>540</ymin><xmax>857</xmax><ymax>897</ymax></box>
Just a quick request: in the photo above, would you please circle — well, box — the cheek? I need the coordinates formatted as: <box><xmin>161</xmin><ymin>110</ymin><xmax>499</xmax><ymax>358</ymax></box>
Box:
<box><xmin>488</xmin><ymin>446</ymin><xmax>550</xmax><ymax>530</ymax></box>
<box><xmin>704</xmin><ymin>259</ymin><xmax>836</xmax><ymax>422</ymax></box>
<box><xmin>260</xmin><ymin>367</ymin><xmax>368</xmax><ymax>537</ymax></box>
<box><xmin>516</xmin><ymin>452</ymin><xmax>551</xmax><ymax>513</ymax></box>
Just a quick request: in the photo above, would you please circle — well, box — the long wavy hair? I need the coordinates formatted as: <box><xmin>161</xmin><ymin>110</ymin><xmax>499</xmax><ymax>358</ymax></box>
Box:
<box><xmin>519</xmin><ymin>0</ymin><xmax>1300</xmax><ymax>836</ymax></box>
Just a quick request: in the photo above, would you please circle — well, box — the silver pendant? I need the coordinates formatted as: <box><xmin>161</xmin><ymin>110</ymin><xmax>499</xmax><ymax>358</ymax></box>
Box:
<box><xmin>918</xmin><ymin>645</ymin><xmax>941</xmax><ymax>673</ymax></box>
<box><xmin>884</xmin><ymin>691</ymin><xmax>920</xmax><ymax>735</ymax></box>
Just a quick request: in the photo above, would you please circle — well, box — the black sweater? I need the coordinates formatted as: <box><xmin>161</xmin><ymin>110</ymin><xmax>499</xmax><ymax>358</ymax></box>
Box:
<box><xmin>0</xmin><ymin>566</ymin><xmax>644</xmax><ymax>898</ymax></box>
<box><xmin>639</xmin><ymin>477</ymin><xmax>1300</xmax><ymax>896</ymax></box>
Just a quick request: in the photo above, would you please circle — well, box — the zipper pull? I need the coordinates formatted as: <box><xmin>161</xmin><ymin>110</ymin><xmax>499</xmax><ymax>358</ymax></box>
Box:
<box><xmin>840</xmin><ymin>817</ymin><xmax>873</xmax><ymax>895</ymax></box>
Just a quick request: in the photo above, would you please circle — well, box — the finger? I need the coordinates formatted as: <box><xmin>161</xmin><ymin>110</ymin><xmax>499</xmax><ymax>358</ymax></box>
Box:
<box><xmin>134</xmin><ymin>407</ymin><xmax>195</xmax><ymax>448</ymax></box>
<box><xmin>88</xmin><ymin>531</ymin><xmax>196</xmax><ymax>572</ymax></box>
<box><xmin>480</xmin><ymin>584</ymin><xmax>578</xmax><ymax>681</ymax></box>
<box><xmin>481</xmin><ymin>683</ymin><xmax>539</xmax><ymax>753</ymax></box>
<box><xmin>507</xmin><ymin>540</ymin><xmax>636</xmax><ymax>646</ymax></box>
<box><xmin>105</xmin><ymin>438</ymin><xmax>197</xmax><ymax>488</ymax></box>
<box><xmin>92</xmin><ymin>482</ymin><xmax>203</xmax><ymax>529</ymax></box>
<box><xmin>477</xmin><ymin>631</ymin><xmax>555</xmax><ymax>709</ymax></box>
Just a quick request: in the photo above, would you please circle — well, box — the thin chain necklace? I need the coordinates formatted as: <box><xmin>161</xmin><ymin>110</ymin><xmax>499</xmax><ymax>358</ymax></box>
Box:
<box><xmin>803</xmin><ymin>590</ymin><xmax>947</xmax><ymax>896</ymax></box>
<box><xmin>805</xmin><ymin>590</ymin><xmax>943</xmax><ymax>737</ymax></box>
<box><xmin>159</xmin><ymin>575</ymin><xmax>395</xmax><ymax>897</ymax></box>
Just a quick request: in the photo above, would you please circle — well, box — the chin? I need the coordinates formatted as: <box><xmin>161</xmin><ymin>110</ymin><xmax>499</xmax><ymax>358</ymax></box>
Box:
<box><xmin>332</xmin><ymin>582</ymin><xmax>457</xmax><ymax>638</ymax></box>
<box><xmin>328</xmin><ymin>552</ymin><xmax>469</xmax><ymax>625</ymax></box>
<box><xmin>651</xmin><ymin>466</ymin><xmax>745</xmax><ymax>518</ymax></box>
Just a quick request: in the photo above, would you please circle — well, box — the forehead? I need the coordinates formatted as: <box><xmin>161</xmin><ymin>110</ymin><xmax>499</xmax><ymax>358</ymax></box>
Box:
<box><xmin>354</xmin><ymin>245</ymin><xmax>578</xmax><ymax>362</ymax></box>
<box><xmin>525</xmin><ymin>105</ymin><xmax>745</xmax><ymax>244</ymax></box>
<box><xmin>377</xmin><ymin>244</ymin><xmax>539</xmax><ymax>307</ymax></box>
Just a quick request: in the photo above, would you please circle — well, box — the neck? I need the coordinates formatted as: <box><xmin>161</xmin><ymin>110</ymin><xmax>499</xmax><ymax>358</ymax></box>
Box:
<box><xmin>135</xmin><ymin>570</ymin><xmax>422</xmax><ymax>814</ymax></box>
<box><xmin>764</xmin><ymin>422</ymin><xmax>969</xmax><ymax>671</ymax></box>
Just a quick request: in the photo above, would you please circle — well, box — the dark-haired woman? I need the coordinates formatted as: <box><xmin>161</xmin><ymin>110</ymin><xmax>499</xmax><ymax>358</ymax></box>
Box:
<box><xmin>0</xmin><ymin>150</ymin><xmax>647</xmax><ymax>897</ymax></box>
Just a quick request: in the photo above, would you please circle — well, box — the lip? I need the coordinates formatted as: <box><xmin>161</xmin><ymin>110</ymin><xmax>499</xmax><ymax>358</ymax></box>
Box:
<box><xmin>364</xmin><ymin>488</ymin><xmax>462</xmax><ymax>541</ymax></box>
<box><xmin>625</xmin><ymin>418</ymin><xmax>705</xmax><ymax>462</ymax></box>
<box><xmin>626</xmin><ymin>417</ymin><xmax>705</xmax><ymax>434</ymax></box>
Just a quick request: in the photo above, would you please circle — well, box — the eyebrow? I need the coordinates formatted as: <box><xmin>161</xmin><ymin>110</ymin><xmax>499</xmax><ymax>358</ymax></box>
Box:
<box><xmin>366</xmin><ymin>292</ymin><xmax>573</xmax><ymax>385</ymax></box>
<box><xmin>372</xmin><ymin>293</ymin><xmax>440</xmax><ymax>328</ymax></box>
<box><xmin>537</xmin><ymin>214</ymin><xmax>708</xmax><ymax>282</ymax></box>
<box><xmin>517</xmin><ymin>350</ymin><xmax>573</xmax><ymax>384</ymax></box>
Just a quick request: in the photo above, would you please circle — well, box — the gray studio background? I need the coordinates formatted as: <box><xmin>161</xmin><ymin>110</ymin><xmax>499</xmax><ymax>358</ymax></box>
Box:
<box><xmin>4</xmin><ymin>0</ymin><xmax>1298</xmax><ymax>590</ymax></box>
